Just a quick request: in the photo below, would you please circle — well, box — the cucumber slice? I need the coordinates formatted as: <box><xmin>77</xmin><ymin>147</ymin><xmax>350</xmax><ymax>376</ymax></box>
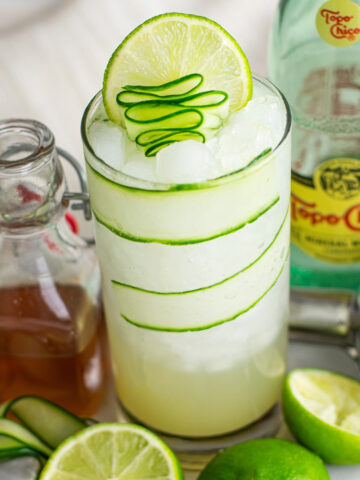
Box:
<box><xmin>0</xmin><ymin>435</ymin><xmax>40</xmax><ymax>462</ymax></box>
<box><xmin>137</xmin><ymin>129</ymin><xmax>205</xmax><ymax>157</ymax></box>
<box><xmin>110</xmin><ymin>211</ymin><xmax>289</xmax><ymax>331</ymax></box>
<box><xmin>117</xmin><ymin>74</ymin><xmax>205</xmax><ymax>107</ymax></box>
<box><xmin>0</xmin><ymin>419</ymin><xmax>51</xmax><ymax>456</ymax></box>
<box><xmin>178</xmin><ymin>90</ymin><xmax>229</xmax><ymax>119</ymax></box>
<box><xmin>144</xmin><ymin>139</ymin><xmax>195</xmax><ymax>158</ymax></box>
<box><xmin>125</xmin><ymin>102</ymin><xmax>202</xmax><ymax>124</ymax></box>
<box><xmin>123</xmin><ymin>73</ymin><xmax>203</xmax><ymax>96</ymax></box>
<box><xmin>117</xmin><ymin>89</ymin><xmax>226</xmax><ymax>108</ymax></box>
<box><xmin>119</xmin><ymin>75</ymin><xmax>229</xmax><ymax>155</ymax></box>
<box><xmin>179</xmin><ymin>90</ymin><xmax>228</xmax><ymax>107</ymax></box>
<box><xmin>0</xmin><ymin>436</ymin><xmax>26</xmax><ymax>450</ymax></box>
<box><xmin>93</xmin><ymin>193</ymin><xmax>288</xmax><ymax>293</ymax></box>
<box><xmin>124</xmin><ymin>100</ymin><xmax>223</xmax><ymax>143</ymax></box>
<box><xmin>136</xmin><ymin>129</ymin><xmax>205</xmax><ymax>147</ymax></box>
<box><xmin>85</xmin><ymin>150</ymin><xmax>279</xmax><ymax>245</ymax></box>
<box><xmin>4</xmin><ymin>397</ymin><xmax>86</xmax><ymax>450</ymax></box>
<box><xmin>117</xmin><ymin>91</ymin><xmax>187</xmax><ymax>107</ymax></box>
<box><xmin>0</xmin><ymin>401</ymin><xmax>10</xmax><ymax>417</ymax></box>
<box><xmin>124</xmin><ymin>105</ymin><xmax>203</xmax><ymax>141</ymax></box>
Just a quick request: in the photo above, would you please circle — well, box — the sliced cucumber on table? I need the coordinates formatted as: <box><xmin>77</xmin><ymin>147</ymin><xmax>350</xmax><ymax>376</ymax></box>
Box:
<box><xmin>0</xmin><ymin>435</ymin><xmax>39</xmax><ymax>461</ymax></box>
<box><xmin>4</xmin><ymin>397</ymin><xmax>87</xmax><ymax>449</ymax></box>
<box><xmin>0</xmin><ymin>396</ymin><xmax>91</xmax><ymax>465</ymax></box>
<box><xmin>0</xmin><ymin>419</ymin><xmax>51</xmax><ymax>456</ymax></box>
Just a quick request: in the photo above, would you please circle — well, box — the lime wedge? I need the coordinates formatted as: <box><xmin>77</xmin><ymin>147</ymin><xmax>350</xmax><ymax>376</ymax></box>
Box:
<box><xmin>103</xmin><ymin>13</ymin><xmax>252</xmax><ymax>125</ymax></box>
<box><xmin>283</xmin><ymin>368</ymin><xmax>360</xmax><ymax>464</ymax></box>
<box><xmin>39</xmin><ymin>423</ymin><xmax>184</xmax><ymax>480</ymax></box>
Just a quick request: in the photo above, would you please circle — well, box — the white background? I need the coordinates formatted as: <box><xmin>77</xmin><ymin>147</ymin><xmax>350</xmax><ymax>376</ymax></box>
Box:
<box><xmin>0</xmin><ymin>0</ymin><xmax>278</xmax><ymax>161</ymax></box>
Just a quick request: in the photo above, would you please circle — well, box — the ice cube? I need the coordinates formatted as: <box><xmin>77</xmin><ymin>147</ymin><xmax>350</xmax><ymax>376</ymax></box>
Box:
<box><xmin>122</xmin><ymin>156</ymin><xmax>157</xmax><ymax>182</ymax></box>
<box><xmin>156</xmin><ymin>140</ymin><xmax>219</xmax><ymax>184</ymax></box>
<box><xmin>88</xmin><ymin>121</ymin><xmax>125</xmax><ymax>170</ymax></box>
<box><xmin>208</xmin><ymin>95</ymin><xmax>285</xmax><ymax>175</ymax></box>
<box><xmin>249</xmin><ymin>95</ymin><xmax>285</xmax><ymax>141</ymax></box>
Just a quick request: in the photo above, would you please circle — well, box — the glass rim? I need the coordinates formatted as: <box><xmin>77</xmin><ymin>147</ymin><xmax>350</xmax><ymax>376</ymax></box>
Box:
<box><xmin>0</xmin><ymin>119</ymin><xmax>55</xmax><ymax>174</ymax></box>
<box><xmin>81</xmin><ymin>74</ymin><xmax>292</xmax><ymax>192</ymax></box>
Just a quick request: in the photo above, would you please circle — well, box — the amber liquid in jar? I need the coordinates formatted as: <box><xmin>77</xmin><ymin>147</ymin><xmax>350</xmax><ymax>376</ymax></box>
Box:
<box><xmin>0</xmin><ymin>283</ymin><xmax>108</xmax><ymax>417</ymax></box>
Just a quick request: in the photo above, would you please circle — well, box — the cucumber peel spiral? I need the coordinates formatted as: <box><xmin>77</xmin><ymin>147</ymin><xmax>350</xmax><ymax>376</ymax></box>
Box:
<box><xmin>116</xmin><ymin>73</ymin><xmax>230</xmax><ymax>156</ymax></box>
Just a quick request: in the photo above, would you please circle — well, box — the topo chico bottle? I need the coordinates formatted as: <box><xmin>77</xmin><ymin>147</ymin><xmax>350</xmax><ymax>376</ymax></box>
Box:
<box><xmin>269</xmin><ymin>0</ymin><xmax>360</xmax><ymax>291</ymax></box>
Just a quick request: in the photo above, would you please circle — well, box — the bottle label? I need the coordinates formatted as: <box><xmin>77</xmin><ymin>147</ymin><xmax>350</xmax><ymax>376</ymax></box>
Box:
<box><xmin>316</xmin><ymin>0</ymin><xmax>360</xmax><ymax>47</ymax></box>
<box><xmin>291</xmin><ymin>158</ymin><xmax>360</xmax><ymax>263</ymax></box>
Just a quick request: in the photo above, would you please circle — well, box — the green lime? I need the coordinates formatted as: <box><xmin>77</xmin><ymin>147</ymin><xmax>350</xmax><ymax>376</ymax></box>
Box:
<box><xmin>39</xmin><ymin>423</ymin><xmax>184</xmax><ymax>480</ymax></box>
<box><xmin>103</xmin><ymin>13</ymin><xmax>252</xmax><ymax>125</ymax></box>
<box><xmin>283</xmin><ymin>368</ymin><xmax>360</xmax><ymax>464</ymax></box>
<box><xmin>198</xmin><ymin>438</ymin><xmax>329</xmax><ymax>480</ymax></box>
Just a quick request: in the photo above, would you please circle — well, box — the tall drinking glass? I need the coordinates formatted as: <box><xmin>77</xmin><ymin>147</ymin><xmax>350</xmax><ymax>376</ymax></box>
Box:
<box><xmin>82</xmin><ymin>75</ymin><xmax>291</xmax><ymax>451</ymax></box>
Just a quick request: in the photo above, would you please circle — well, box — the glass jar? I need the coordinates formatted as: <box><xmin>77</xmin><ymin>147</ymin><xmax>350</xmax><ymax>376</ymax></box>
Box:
<box><xmin>0</xmin><ymin>119</ymin><xmax>108</xmax><ymax>417</ymax></box>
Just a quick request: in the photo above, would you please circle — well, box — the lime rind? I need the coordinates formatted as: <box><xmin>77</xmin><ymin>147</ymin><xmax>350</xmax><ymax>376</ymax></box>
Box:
<box><xmin>39</xmin><ymin>423</ymin><xmax>183</xmax><ymax>480</ymax></box>
<box><xmin>198</xmin><ymin>438</ymin><xmax>330</xmax><ymax>480</ymax></box>
<box><xmin>103</xmin><ymin>13</ymin><xmax>252</xmax><ymax>126</ymax></box>
<box><xmin>283</xmin><ymin>368</ymin><xmax>360</xmax><ymax>464</ymax></box>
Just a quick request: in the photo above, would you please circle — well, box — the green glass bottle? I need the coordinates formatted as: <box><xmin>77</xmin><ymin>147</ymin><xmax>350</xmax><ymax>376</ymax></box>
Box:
<box><xmin>269</xmin><ymin>0</ymin><xmax>360</xmax><ymax>291</ymax></box>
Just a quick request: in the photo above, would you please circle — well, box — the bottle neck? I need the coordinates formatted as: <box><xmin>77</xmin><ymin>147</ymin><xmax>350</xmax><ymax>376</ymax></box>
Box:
<box><xmin>0</xmin><ymin>119</ymin><xmax>67</xmax><ymax>233</ymax></box>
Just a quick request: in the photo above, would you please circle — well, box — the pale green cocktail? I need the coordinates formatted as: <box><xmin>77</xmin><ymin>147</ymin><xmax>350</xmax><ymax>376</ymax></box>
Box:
<box><xmin>82</xmin><ymin>13</ymin><xmax>291</xmax><ymax>438</ymax></box>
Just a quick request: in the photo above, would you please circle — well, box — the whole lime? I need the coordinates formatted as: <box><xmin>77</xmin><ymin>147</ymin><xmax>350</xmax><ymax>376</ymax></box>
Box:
<box><xmin>198</xmin><ymin>438</ymin><xmax>329</xmax><ymax>479</ymax></box>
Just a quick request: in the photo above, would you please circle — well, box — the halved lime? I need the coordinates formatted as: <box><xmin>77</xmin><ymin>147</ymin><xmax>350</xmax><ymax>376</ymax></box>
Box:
<box><xmin>283</xmin><ymin>368</ymin><xmax>360</xmax><ymax>464</ymax></box>
<box><xmin>103</xmin><ymin>13</ymin><xmax>252</xmax><ymax>125</ymax></box>
<box><xmin>198</xmin><ymin>438</ymin><xmax>329</xmax><ymax>479</ymax></box>
<box><xmin>39</xmin><ymin>423</ymin><xmax>184</xmax><ymax>480</ymax></box>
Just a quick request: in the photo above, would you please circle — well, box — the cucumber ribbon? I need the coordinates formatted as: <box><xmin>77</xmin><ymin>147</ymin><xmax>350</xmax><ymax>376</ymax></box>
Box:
<box><xmin>116</xmin><ymin>73</ymin><xmax>230</xmax><ymax>156</ymax></box>
<box><xmin>0</xmin><ymin>396</ymin><xmax>92</xmax><ymax>468</ymax></box>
